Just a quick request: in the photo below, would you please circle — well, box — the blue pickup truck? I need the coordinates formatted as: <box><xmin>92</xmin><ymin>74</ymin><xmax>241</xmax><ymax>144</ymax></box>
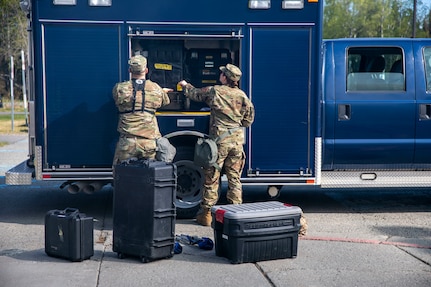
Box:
<box><xmin>7</xmin><ymin>0</ymin><xmax>431</xmax><ymax>218</ymax></box>
<box><xmin>321</xmin><ymin>38</ymin><xmax>431</xmax><ymax>187</ymax></box>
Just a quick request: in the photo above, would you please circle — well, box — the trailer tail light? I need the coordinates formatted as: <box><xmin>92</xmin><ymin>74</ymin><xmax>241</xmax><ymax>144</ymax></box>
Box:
<box><xmin>282</xmin><ymin>0</ymin><xmax>304</xmax><ymax>9</ymax></box>
<box><xmin>53</xmin><ymin>0</ymin><xmax>76</xmax><ymax>5</ymax></box>
<box><xmin>89</xmin><ymin>0</ymin><xmax>112</xmax><ymax>6</ymax></box>
<box><xmin>249</xmin><ymin>0</ymin><xmax>271</xmax><ymax>9</ymax></box>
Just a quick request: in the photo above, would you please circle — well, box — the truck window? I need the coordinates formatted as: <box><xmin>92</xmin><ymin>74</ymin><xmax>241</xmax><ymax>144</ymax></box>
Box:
<box><xmin>424</xmin><ymin>47</ymin><xmax>431</xmax><ymax>91</ymax></box>
<box><xmin>346</xmin><ymin>47</ymin><xmax>404</xmax><ymax>92</ymax></box>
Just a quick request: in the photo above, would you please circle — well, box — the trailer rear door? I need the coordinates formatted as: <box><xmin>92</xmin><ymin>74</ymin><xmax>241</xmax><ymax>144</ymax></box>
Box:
<box><xmin>249</xmin><ymin>26</ymin><xmax>313</xmax><ymax>174</ymax></box>
<box><xmin>41</xmin><ymin>23</ymin><xmax>120</xmax><ymax>168</ymax></box>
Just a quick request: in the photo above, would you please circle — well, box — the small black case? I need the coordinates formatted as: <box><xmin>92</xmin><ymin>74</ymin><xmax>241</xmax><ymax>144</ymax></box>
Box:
<box><xmin>45</xmin><ymin>208</ymin><xmax>94</xmax><ymax>262</ymax></box>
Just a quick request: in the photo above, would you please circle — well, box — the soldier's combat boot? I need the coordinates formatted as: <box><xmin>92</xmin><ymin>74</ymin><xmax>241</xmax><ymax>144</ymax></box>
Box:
<box><xmin>196</xmin><ymin>207</ymin><xmax>212</xmax><ymax>226</ymax></box>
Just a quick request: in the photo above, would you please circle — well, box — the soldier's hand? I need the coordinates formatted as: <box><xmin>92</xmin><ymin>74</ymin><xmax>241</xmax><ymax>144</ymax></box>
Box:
<box><xmin>178</xmin><ymin>80</ymin><xmax>188</xmax><ymax>87</ymax></box>
<box><xmin>163</xmin><ymin>88</ymin><xmax>173</xmax><ymax>93</ymax></box>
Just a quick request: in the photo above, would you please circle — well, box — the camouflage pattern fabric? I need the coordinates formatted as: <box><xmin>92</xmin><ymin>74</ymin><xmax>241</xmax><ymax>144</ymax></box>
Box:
<box><xmin>128</xmin><ymin>55</ymin><xmax>147</xmax><ymax>73</ymax></box>
<box><xmin>112</xmin><ymin>79</ymin><xmax>170</xmax><ymax>164</ymax></box>
<box><xmin>220</xmin><ymin>64</ymin><xmax>242</xmax><ymax>81</ymax></box>
<box><xmin>183</xmin><ymin>83</ymin><xmax>254</xmax><ymax>208</ymax></box>
<box><xmin>113</xmin><ymin>135</ymin><xmax>157</xmax><ymax>164</ymax></box>
<box><xmin>183</xmin><ymin>84</ymin><xmax>255</xmax><ymax>141</ymax></box>
<box><xmin>201</xmin><ymin>142</ymin><xmax>246</xmax><ymax>207</ymax></box>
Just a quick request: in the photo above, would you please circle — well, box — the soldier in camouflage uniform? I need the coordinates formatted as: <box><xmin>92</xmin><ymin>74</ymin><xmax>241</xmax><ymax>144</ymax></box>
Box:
<box><xmin>178</xmin><ymin>64</ymin><xmax>255</xmax><ymax>226</ymax></box>
<box><xmin>112</xmin><ymin>55</ymin><xmax>171</xmax><ymax>164</ymax></box>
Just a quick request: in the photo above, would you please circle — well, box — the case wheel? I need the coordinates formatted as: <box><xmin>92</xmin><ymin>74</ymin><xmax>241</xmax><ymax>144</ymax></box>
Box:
<box><xmin>117</xmin><ymin>252</ymin><xmax>125</xmax><ymax>259</ymax></box>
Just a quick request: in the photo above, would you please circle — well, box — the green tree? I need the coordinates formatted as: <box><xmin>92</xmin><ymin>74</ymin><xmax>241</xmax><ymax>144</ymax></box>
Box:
<box><xmin>0</xmin><ymin>0</ymin><xmax>27</xmax><ymax>100</ymax></box>
<box><xmin>324</xmin><ymin>0</ymin><xmax>431</xmax><ymax>38</ymax></box>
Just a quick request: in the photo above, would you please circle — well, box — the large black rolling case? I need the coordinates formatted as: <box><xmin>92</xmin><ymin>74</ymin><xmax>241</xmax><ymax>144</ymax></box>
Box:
<box><xmin>113</xmin><ymin>159</ymin><xmax>177</xmax><ymax>263</ymax></box>
<box><xmin>44</xmin><ymin>208</ymin><xmax>94</xmax><ymax>262</ymax></box>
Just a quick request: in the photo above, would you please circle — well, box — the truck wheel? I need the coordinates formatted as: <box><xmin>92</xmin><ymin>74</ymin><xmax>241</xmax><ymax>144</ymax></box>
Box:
<box><xmin>174</xmin><ymin>146</ymin><xmax>204</xmax><ymax>219</ymax></box>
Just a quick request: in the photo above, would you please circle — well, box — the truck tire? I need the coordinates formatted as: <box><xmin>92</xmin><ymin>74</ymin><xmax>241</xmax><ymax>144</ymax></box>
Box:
<box><xmin>174</xmin><ymin>146</ymin><xmax>204</xmax><ymax>219</ymax></box>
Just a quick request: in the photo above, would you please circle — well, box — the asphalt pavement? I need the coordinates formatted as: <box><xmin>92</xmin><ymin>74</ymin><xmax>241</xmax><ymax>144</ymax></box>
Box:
<box><xmin>0</xmin><ymin>135</ymin><xmax>430</xmax><ymax>287</ymax></box>
<box><xmin>0</xmin><ymin>134</ymin><xmax>27</xmax><ymax>176</ymax></box>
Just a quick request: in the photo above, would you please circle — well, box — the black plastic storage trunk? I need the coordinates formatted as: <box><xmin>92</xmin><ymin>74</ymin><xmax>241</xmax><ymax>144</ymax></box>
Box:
<box><xmin>113</xmin><ymin>159</ymin><xmax>177</xmax><ymax>263</ymax></box>
<box><xmin>44</xmin><ymin>208</ymin><xmax>94</xmax><ymax>262</ymax></box>
<box><xmin>211</xmin><ymin>201</ymin><xmax>302</xmax><ymax>264</ymax></box>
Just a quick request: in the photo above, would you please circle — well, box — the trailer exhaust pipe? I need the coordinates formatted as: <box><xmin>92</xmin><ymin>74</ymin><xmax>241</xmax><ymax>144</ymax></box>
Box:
<box><xmin>82</xmin><ymin>181</ymin><xmax>105</xmax><ymax>194</ymax></box>
<box><xmin>67</xmin><ymin>182</ymin><xmax>87</xmax><ymax>194</ymax></box>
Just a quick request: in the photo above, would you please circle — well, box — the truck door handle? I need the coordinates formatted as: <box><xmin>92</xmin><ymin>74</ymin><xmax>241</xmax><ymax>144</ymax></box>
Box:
<box><xmin>338</xmin><ymin>104</ymin><xmax>351</xmax><ymax>120</ymax></box>
<box><xmin>419</xmin><ymin>104</ymin><xmax>431</xmax><ymax>120</ymax></box>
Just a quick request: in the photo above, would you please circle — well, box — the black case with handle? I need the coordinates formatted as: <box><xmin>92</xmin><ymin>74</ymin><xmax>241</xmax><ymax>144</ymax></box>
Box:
<box><xmin>44</xmin><ymin>208</ymin><xmax>94</xmax><ymax>262</ymax></box>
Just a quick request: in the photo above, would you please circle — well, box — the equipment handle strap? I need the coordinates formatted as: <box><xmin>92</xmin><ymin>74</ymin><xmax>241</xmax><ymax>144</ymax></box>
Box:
<box><xmin>214</xmin><ymin>127</ymin><xmax>241</xmax><ymax>143</ymax></box>
<box><xmin>130</xmin><ymin>79</ymin><xmax>146</xmax><ymax>113</ymax></box>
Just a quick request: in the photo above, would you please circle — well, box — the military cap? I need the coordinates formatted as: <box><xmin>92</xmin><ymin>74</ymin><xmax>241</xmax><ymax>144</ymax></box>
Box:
<box><xmin>220</xmin><ymin>64</ymin><xmax>242</xmax><ymax>81</ymax></box>
<box><xmin>128</xmin><ymin>55</ymin><xmax>147</xmax><ymax>73</ymax></box>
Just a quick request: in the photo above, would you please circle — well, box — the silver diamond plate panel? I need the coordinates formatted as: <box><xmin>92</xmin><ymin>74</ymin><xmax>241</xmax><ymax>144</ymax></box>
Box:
<box><xmin>35</xmin><ymin>145</ymin><xmax>42</xmax><ymax>180</ymax></box>
<box><xmin>5</xmin><ymin>160</ymin><xmax>34</xmax><ymax>185</ymax></box>
<box><xmin>321</xmin><ymin>170</ymin><xmax>431</xmax><ymax>188</ymax></box>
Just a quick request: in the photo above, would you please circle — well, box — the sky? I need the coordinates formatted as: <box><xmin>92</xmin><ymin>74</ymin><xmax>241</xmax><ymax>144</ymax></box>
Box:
<box><xmin>420</xmin><ymin>0</ymin><xmax>431</xmax><ymax>10</ymax></box>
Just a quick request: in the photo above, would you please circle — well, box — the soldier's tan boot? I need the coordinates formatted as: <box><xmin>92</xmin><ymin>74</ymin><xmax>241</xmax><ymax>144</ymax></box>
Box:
<box><xmin>196</xmin><ymin>207</ymin><xmax>212</xmax><ymax>226</ymax></box>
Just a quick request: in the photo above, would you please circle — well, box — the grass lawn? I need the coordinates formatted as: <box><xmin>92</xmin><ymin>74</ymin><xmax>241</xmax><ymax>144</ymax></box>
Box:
<box><xmin>0</xmin><ymin>114</ymin><xmax>28</xmax><ymax>133</ymax></box>
<box><xmin>0</xmin><ymin>102</ymin><xmax>28</xmax><ymax>146</ymax></box>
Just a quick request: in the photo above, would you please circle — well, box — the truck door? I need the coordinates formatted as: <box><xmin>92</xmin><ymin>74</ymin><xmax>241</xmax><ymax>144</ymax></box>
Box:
<box><xmin>249</xmin><ymin>27</ymin><xmax>314</xmax><ymax>174</ymax></box>
<box><xmin>331</xmin><ymin>42</ymin><xmax>415</xmax><ymax>168</ymax></box>
<box><xmin>413</xmin><ymin>42</ymin><xmax>431</xmax><ymax>166</ymax></box>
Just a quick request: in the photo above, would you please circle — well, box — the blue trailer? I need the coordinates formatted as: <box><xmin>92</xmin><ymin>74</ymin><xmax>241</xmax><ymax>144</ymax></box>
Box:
<box><xmin>9</xmin><ymin>1</ymin><xmax>431</xmax><ymax>218</ymax></box>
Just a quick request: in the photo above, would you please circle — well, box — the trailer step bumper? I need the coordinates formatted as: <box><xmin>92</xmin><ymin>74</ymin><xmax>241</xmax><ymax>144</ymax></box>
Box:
<box><xmin>5</xmin><ymin>161</ymin><xmax>34</xmax><ymax>185</ymax></box>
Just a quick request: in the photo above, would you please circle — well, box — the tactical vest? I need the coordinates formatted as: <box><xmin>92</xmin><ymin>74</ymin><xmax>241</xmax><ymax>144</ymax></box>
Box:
<box><xmin>119</xmin><ymin>79</ymin><xmax>155</xmax><ymax>115</ymax></box>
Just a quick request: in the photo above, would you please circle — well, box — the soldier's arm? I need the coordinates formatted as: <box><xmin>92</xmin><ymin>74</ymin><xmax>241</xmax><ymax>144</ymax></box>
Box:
<box><xmin>112</xmin><ymin>84</ymin><xmax>121</xmax><ymax>107</ymax></box>
<box><xmin>161</xmin><ymin>88</ymin><xmax>171</xmax><ymax>107</ymax></box>
<box><xmin>241</xmin><ymin>100</ymin><xmax>255</xmax><ymax>128</ymax></box>
<box><xmin>185</xmin><ymin>85</ymin><xmax>214</xmax><ymax>103</ymax></box>
<box><xmin>112</xmin><ymin>84</ymin><xmax>118</xmax><ymax>100</ymax></box>
<box><xmin>178</xmin><ymin>80</ymin><xmax>213</xmax><ymax>103</ymax></box>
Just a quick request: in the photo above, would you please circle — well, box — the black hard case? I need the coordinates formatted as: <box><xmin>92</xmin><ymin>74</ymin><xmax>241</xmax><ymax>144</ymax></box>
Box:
<box><xmin>113</xmin><ymin>160</ymin><xmax>177</xmax><ymax>263</ymax></box>
<box><xmin>44</xmin><ymin>208</ymin><xmax>94</xmax><ymax>262</ymax></box>
<box><xmin>211</xmin><ymin>201</ymin><xmax>302</xmax><ymax>264</ymax></box>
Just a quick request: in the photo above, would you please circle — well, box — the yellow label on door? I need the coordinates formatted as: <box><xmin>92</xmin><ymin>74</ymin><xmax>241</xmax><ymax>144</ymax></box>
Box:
<box><xmin>154</xmin><ymin>63</ymin><xmax>172</xmax><ymax>71</ymax></box>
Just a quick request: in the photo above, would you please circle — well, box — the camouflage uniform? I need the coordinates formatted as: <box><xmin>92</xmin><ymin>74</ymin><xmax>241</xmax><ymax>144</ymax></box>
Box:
<box><xmin>112</xmin><ymin>55</ymin><xmax>170</xmax><ymax>164</ymax></box>
<box><xmin>182</xmin><ymin>64</ymin><xmax>255</xmax><ymax>209</ymax></box>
